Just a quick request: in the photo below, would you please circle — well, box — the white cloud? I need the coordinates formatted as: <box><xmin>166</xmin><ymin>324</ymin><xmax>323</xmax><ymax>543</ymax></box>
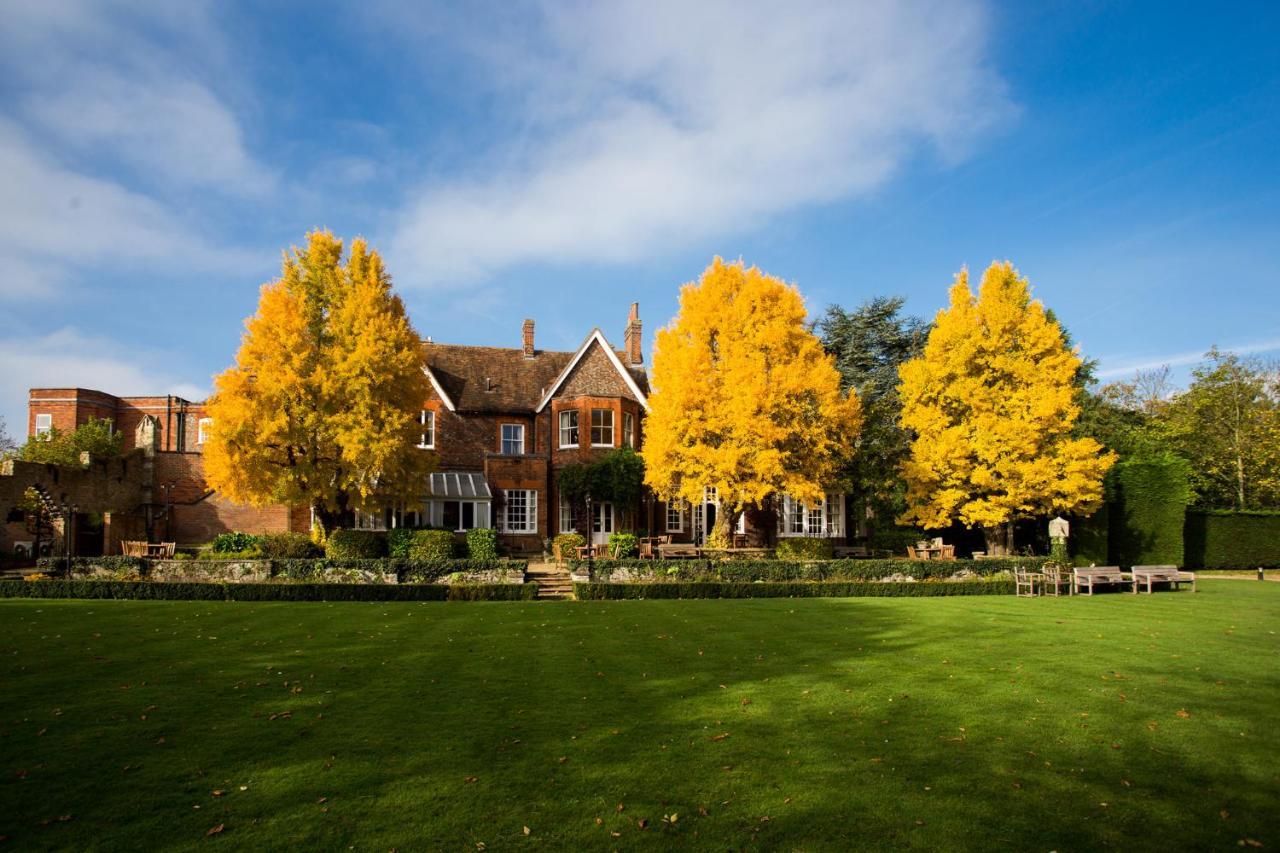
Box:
<box><xmin>388</xmin><ymin>0</ymin><xmax>1011</xmax><ymax>287</ymax></box>
<box><xmin>0</xmin><ymin>328</ymin><xmax>209</xmax><ymax>439</ymax></box>
<box><xmin>0</xmin><ymin>120</ymin><xmax>259</xmax><ymax>285</ymax></box>
<box><xmin>1096</xmin><ymin>337</ymin><xmax>1280</xmax><ymax>380</ymax></box>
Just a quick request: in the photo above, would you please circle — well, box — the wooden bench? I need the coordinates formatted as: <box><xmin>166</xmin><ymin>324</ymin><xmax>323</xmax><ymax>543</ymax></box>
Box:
<box><xmin>658</xmin><ymin>543</ymin><xmax>702</xmax><ymax>560</ymax></box>
<box><xmin>1072</xmin><ymin>566</ymin><xmax>1133</xmax><ymax>595</ymax></box>
<box><xmin>1131</xmin><ymin>565</ymin><xmax>1197</xmax><ymax>593</ymax></box>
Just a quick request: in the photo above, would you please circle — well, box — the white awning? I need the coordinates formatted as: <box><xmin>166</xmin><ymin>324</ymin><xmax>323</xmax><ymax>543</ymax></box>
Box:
<box><xmin>425</xmin><ymin>471</ymin><xmax>493</xmax><ymax>500</ymax></box>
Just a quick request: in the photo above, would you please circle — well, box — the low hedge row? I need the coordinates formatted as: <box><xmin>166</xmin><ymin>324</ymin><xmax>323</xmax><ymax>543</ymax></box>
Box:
<box><xmin>573</xmin><ymin>580</ymin><xmax>1015</xmax><ymax>599</ymax></box>
<box><xmin>0</xmin><ymin>580</ymin><xmax>539</xmax><ymax>602</ymax></box>
<box><xmin>38</xmin><ymin>557</ymin><xmax>526</xmax><ymax>583</ymax></box>
<box><xmin>569</xmin><ymin>557</ymin><xmax>1044</xmax><ymax>582</ymax></box>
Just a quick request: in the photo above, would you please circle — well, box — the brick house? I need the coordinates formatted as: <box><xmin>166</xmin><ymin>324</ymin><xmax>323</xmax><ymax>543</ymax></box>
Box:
<box><xmin>12</xmin><ymin>302</ymin><xmax>848</xmax><ymax>556</ymax></box>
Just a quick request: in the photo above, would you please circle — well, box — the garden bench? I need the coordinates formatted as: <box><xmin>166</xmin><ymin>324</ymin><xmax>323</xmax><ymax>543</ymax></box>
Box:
<box><xmin>834</xmin><ymin>546</ymin><xmax>869</xmax><ymax>559</ymax></box>
<box><xmin>1131</xmin><ymin>565</ymin><xmax>1197</xmax><ymax>593</ymax></box>
<box><xmin>658</xmin><ymin>543</ymin><xmax>702</xmax><ymax>560</ymax></box>
<box><xmin>1014</xmin><ymin>566</ymin><xmax>1043</xmax><ymax>597</ymax></box>
<box><xmin>1072</xmin><ymin>566</ymin><xmax>1133</xmax><ymax>595</ymax></box>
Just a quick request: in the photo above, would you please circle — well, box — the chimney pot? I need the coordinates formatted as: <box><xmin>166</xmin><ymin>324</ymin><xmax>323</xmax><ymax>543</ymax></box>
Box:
<box><xmin>522</xmin><ymin>318</ymin><xmax>535</xmax><ymax>358</ymax></box>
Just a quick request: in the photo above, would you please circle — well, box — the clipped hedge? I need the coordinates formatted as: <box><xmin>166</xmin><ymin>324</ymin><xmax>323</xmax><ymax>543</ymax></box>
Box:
<box><xmin>211</xmin><ymin>532</ymin><xmax>261</xmax><ymax>553</ymax></box>
<box><xmin>775</xmin><ymin>538</ymin><xmax>835</xmax><ymax>560</ymax></box>
<box><xmin>326</xmin><ymin>529</ymin><xmax>388</xmax><ymax>560</ymax></box>
<box><xmin>1107</xmin><ymin>457</ymin><xmax>1191</xmax><ymax>567</ymax></box>
<box><xmin>570</xmin><ymin>557</ymin><xmax>1043</xmax><ymax>583</ymax></box>
<box><xmin>258</xmin><ymin>532</ymin><xmax>322</xmax><ymax>559</ymax></box>
<box><xmin>387</xmin><ymin>528</ymin><xmax>416</xmax><ymax>558</ymax></box>
<box><xmin>38</xmin><ymin>556</ymin><xmax>143</xmax><ymax>575</ymax></box>
<box><xmin>0</xmin><ymin>580</ymin><xmax>539</xmax><ymax>602</ymax></box>
<box><xmin>407</xmin><ymin>530</ymin><xmax>457</xmax><ymax>561</ymax></box>
<box><xmin>466</xmin><ymin>527</ymin><xmax>499</xmax><ymax>560</ymax></box>
<box><xmin>1071</xmin><ymin>505</ymin><xmax>1109</xmax><ymax>566</ymax></box>
<box><xmin>573</xmin><ymin>580</ymin><xmax>1015</xmax><ymax>599</ymax></box>
<box><xmin>1185</xmin><ymin>509</ymin><xmax>1280</xmax><ymax>569</ymax></box>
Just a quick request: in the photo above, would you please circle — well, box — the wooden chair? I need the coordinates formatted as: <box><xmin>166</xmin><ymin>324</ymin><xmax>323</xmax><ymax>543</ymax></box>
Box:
<box><xmin>939</xmin><ymin>544</ymin><xmax>956</xmax><ymax>560</ymax></box>
<box><xmin>121</xmin><ymin>541</ymin><xmax>147</xmax><ymax>557</ymax></box>
<box><xmin>906</xmin><ymin>546</ymin><xmax>920</xmax><ymax>560</ymax></box>
<box><xmin>1014</xmin><ymin>566</ymin><xmax>1042</xmax><ymax>597</ymax></box>
<box><xmin>1041</xmin><ymin>564</ymin><xmax>1071</xmax><ymax>596</ymax></box>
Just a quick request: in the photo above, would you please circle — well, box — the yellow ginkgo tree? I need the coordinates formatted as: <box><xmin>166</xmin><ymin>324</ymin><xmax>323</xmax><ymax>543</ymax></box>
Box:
<box><xmin>643</xmin><ymin>257</ymin><xmax>862</xmax><ymax>542</ymax></box>
<box><xmin>898</xmin><ymin>261</ymin><xmax>1115</xmax><ymax>553</ymax></box>
<box><xmin>203</xmin><ymin>230</ymin><xmax>433</xmax><ymax>533</ymax></box>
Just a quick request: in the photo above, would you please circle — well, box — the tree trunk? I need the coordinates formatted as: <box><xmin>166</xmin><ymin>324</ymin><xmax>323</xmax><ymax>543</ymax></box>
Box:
<box><xmin>717</xmin><ymin>506</ymin><xmax>742</xmax><ymax>545</ymax></box>
<box><xmin>983</xmin><ymin>522</ymin><xmax>1013</xmax><ymax>556</ymax></box>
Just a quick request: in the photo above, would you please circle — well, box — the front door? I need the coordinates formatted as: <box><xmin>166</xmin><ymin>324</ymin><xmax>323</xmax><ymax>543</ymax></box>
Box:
<box><xmin>591</xmin><ymin>502</ymin><xmax>614</xmax><ymax>546</ymax></box>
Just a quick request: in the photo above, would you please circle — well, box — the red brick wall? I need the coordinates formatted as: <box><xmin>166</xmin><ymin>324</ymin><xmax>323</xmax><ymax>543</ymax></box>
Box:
<box><xmin>166</xmin><ymin>494</ymin><xmax>293</xmax><ymax>545</ymax></box>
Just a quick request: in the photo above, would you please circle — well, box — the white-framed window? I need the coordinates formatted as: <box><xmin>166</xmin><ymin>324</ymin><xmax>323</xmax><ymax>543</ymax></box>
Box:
<box><xmin>500</xmin><ymin>423</ymin><xmax>525</xmax><ymax>455</ymax></box>
<box><xmin>354</xmin><ymin>510</ymin><xmax>388</xmax><ymax>531</ymax></box>
<box><xmin>705</xmin><ymin>486</ymin><xmax>718</xmax><ymax>504</ymax></box>
<box><xmin>779</xmin><ymin>493</ymin><xmax>845</xmax><ymax>537</ymax></box>
<box><xmin>197</xmin><ymin>417</ymin><xmax>213</xmax><ymax>445</ymax></box>
<box><xmin>560</xmin><ymin>409</ymin><xmax>581</xmax><ymax>448</ymax></box>
<box><xmin>559</xmin><ymin>495</ymin><xmax>576</xmax><ymax>534</ymax></box>
<box><xmin>502</xmin><ymin>489</ymin><xmax>538</xmax><ymax>534</ymax></box>
<box><xmin>417</xmin><ymin>410</ymin><xmax>435</xmax><ymax>449</ymax></box>
<box><xmin>623</xmin><ymin>412</ymin><xmax>635</xmax><ymax>448</ymax></box>
<box><xmin>425</xmin><ymin>500</ymin><xmax>489</xmax><ymax>532</ymax></box>
<box><xmin>591</xmin><ymin>408</ymin><xmax>614</xmax><ymax>446</ymax></box>
<box><xmin>666</xmin><ymin>500</ymin><xmax>685</xmax><ymax>533</ymax></box>
<box><xmin>34</xmin><ymin>413</ymin><xmax>52</xmax><ymax>437</ymax></box>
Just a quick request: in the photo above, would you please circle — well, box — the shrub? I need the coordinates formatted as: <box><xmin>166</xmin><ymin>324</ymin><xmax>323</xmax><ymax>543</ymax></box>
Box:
<box><xmin>258</xmin><ymin>532</ymin><xmax>322</xmax><ymax>559</ymax></box>
<box><xmin>552</xmin><ymin>533</ymin><xmax>585</xmax><ymax>561</ymax></box>
<box><xmin>572</xmin><ymin>556</ymin><xmax>1043</xmax><ymax>583</ymax></box>
<box><xmin>1184</xmin><ymin>509</ymin><xmax>1280</xmax><ymax>569</ymax></box>
<box><xmin>326</xmin><ymin>529</ymin><xmax>388</xmax><ymax>560</ymax></box>
<box><xmin>774</xmin><ymin>538</ymin><xmax>835</xmax><ymax>560</ymax></box>
<box><xmin>1107</xmin><ymin>457</ymin><xmax>1191</xmax><ymax>567</ymax></box>
<box><xmin>196</xmin><ymin>548</ymin><xmax>262</xmax><ymax>560</ymax></box>
<box><xmin>573</xmin><ymin>580</ymin><xmax>1014</xmax><ymax>599</ymax></box>
<box><xmin>387</xmin><ymin>527</ymin><xmax>416</xmax><ymax>558</ymax></box>
<box><xmin>210</xmin><ymin>532</ymin><xmax>262</xmax><ymax>553</ymax></box>
<box><xmin>608</xmin><ymin>531</ymin><xmax>638</xmax><ymax>558</ymax></box>
<box><xmin>407</xmin><ymin>530</ymin><xmax>456</xmax><ymax>561</ymax></box>
<box><xmin>37</xmin><ymin>556</ymin><xmax>144</xmax><ymax>576</ymax></box>
<box><xmin>0</xmin><ymin>579</ymin><xmax>537</xmax><ymax>602</ymax></box>
<box><xmin>466</xmin><ymin>528</ymin><xmax>499</xmax><ymax>560</ymax></box>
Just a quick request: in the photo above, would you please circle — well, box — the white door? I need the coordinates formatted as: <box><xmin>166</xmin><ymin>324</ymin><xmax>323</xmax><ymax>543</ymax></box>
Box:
<box><xmin>592</xmin><ymin>502</ymin><xmax>614</xmax><ymax>545</ymax></box>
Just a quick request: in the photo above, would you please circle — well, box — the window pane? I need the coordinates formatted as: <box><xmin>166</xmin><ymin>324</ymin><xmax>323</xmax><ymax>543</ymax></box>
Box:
<box><xmin>443</xmin><ymin>501</ymin><xmax>460</xmax><ymax>531</ymax></box>
<box><xmin>419</xmin><ymin>410</ymin><xmax>435</xmax><ymax>448</ymax></box>
<box><xmin>624</xmin><ymin>413</ymin><xmax>635</xmax><ymax>447</ymax></box>
<box><xmin>666</xmin><ymin>501</ymin><xmax>683</xmax><ymax>532</ymax></box>
<box><xmin>591</xmin><ymin>409</ymin><xmax>613</xmax><ymax>445</ymax></box>
<box><xmin>559</xmin><ymin>411</ymin><xmax>579</xmax><ymax>446</ymax></box>
<box><xmin>501</xmin><ymin>424</ymin><xmax>524</xmax><ymax>455</ymax></box>
<box><xmin>462</xmin><ymin>502</ymin><xmax>475</xmax><ymax>529</ymax></box>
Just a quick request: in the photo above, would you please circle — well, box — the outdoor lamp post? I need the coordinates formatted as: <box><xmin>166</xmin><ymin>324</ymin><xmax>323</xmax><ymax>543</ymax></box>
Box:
<box><xmin>584</xmin><ymin>492</ymin><xmax>593</xmax><ymax>571</ymax></box>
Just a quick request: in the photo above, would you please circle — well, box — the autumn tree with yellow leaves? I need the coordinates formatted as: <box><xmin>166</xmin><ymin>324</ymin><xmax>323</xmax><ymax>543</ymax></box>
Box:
<box><xmin>898</xmin><ymin>261</ymin><xmax>1115</xmax><ymax>554</ymax></box>
<box><xmin>204</xmin><ymin>231</ymin><xmax>433</xmax><ymax>532</ymax></box>
<box><xmin>643</xmin><ymin>258</ymin><xmax>862</xmax><ymax>543</ymax></box>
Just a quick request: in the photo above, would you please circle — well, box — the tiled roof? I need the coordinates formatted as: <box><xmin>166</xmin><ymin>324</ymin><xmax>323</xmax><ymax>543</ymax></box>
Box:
<box><xmin>423</xmin><ymin>341</ymin><xmax>648</xmax><ymax>413</ymax></box>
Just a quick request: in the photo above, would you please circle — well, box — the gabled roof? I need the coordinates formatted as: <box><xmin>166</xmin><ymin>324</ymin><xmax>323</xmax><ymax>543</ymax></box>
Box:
<box><xmin>422</xmin><ymin>364</ymin><xmax>457</xmax><ymax>412</ymax></box>
<box><xmin>534</xmin><ymin>329</ymin><xmax>650</xmax><ymax>413</ymax></box>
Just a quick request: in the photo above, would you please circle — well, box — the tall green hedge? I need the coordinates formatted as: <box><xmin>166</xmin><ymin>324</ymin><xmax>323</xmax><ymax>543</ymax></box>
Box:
<box><xmin>1071</xmin><ymin>504</ymin><xmax>1109</xmax><ymax>566</ymax></box>
<box><xmin>1184</xmin><ymin>509</ymin><xmax>1280</xmax><ymax>569</ymax></box>
<box><xmin>1106</xmin><ymin>457</ymin><xmax>1191</xmax><ymax>567</ymax></box>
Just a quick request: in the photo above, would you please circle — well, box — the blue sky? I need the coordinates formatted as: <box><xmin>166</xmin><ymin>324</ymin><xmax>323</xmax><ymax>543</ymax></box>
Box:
<box><xmin>1</xmin><ymin>1</ymin><xmax>1278</xmax><ymax>434</ymax></box>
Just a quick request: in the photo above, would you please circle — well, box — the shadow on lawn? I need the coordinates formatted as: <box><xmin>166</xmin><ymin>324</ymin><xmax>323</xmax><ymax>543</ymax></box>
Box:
<box><xmin>1</xmin><ymin>594</ymin><xmax>1276</xmax><ymax>850</ymax></box>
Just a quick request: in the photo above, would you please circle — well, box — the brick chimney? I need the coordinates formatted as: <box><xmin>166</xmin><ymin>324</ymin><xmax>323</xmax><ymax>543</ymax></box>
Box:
<box><xmin>623</xmin><ymin>302</ymin><xmax>642</xmax><ymax>365</ymax></box>
<box><xmin>522</xmin><ymin>318</ymin><xmax>535</xmax><ymax>358</ymax></box>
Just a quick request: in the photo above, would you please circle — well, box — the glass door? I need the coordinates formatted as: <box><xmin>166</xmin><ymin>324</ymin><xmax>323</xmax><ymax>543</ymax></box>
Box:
<box><xmin>591</xmin><ymin>501</ymin><xmax>614</xmax><ymax>545</ymax></box>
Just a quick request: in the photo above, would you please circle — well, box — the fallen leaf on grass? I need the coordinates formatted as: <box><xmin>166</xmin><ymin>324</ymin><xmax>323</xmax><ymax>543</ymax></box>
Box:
<box><xmin>594</xmin><ymin>817</ymin><xmax>603</xmax><ymax>826</ymax></box>
<box><xmin>616</xmin><ymin>803</ymin><xmax>625</xmax><ymax>813</ymax></box>
<box><xmin>205</xmin><ymin>824</ymin><xmax>224</xmax><ymax>836</ymax></box>
<box><xmin>557</xmin><ymin>756</ymin><xmax>569</xmax><ymax>764</ymax></box>
<box><xmin>1175</xmin><ymin>709</ymin><xmax>1191</xmax><ymax>719</ymax></box>
<box><xmin>711</xmin><ymin>733</ymin><xmax>730</xmax><ymax>741</ymax></box>
<box><xmin>211</xmin><ymin>790</ymin><xmax>224</xmax><ymax>797</ymax></box>
<box><xmin>464</xmin><ymin>776</ymin><xmax>478</xmax><ymax>784</ymax></box>
<box><xmin>663</xmin><ymin>814</ymin><xmax>678</xmax><ymax>824</ymax></box>
<box><xmin>636</xmin><ymin>818</ymin><xmax>649</xmax><ymax>830</ymax></box>
<box><xmin>522</xmin><ymin>826</ymin><xmax>530</xmax><ymax>836</ymax></box>
<box><xmin>316</xmin><ymin>796</ymin><xmax>327</xmax><ymax>804</ymax></box>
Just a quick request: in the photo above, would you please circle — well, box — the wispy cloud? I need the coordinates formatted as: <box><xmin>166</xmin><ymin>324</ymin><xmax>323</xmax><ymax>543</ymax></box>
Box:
<box><xmin>1096</xmin><ymin>337</ymin><xmax>1280</xmax><ymax>379</ymax></box>
<box><xmin>387</xmin><ymin>0</ymin><xmax>1012</xmax><ymax>288</ymax></box>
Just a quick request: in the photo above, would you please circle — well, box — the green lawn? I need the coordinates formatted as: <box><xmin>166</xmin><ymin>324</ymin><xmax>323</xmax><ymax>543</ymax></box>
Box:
<box><xmin>1</xmin><ymin>582</ymin><xmax>1277</xmax><ymax>850</ymax></box>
